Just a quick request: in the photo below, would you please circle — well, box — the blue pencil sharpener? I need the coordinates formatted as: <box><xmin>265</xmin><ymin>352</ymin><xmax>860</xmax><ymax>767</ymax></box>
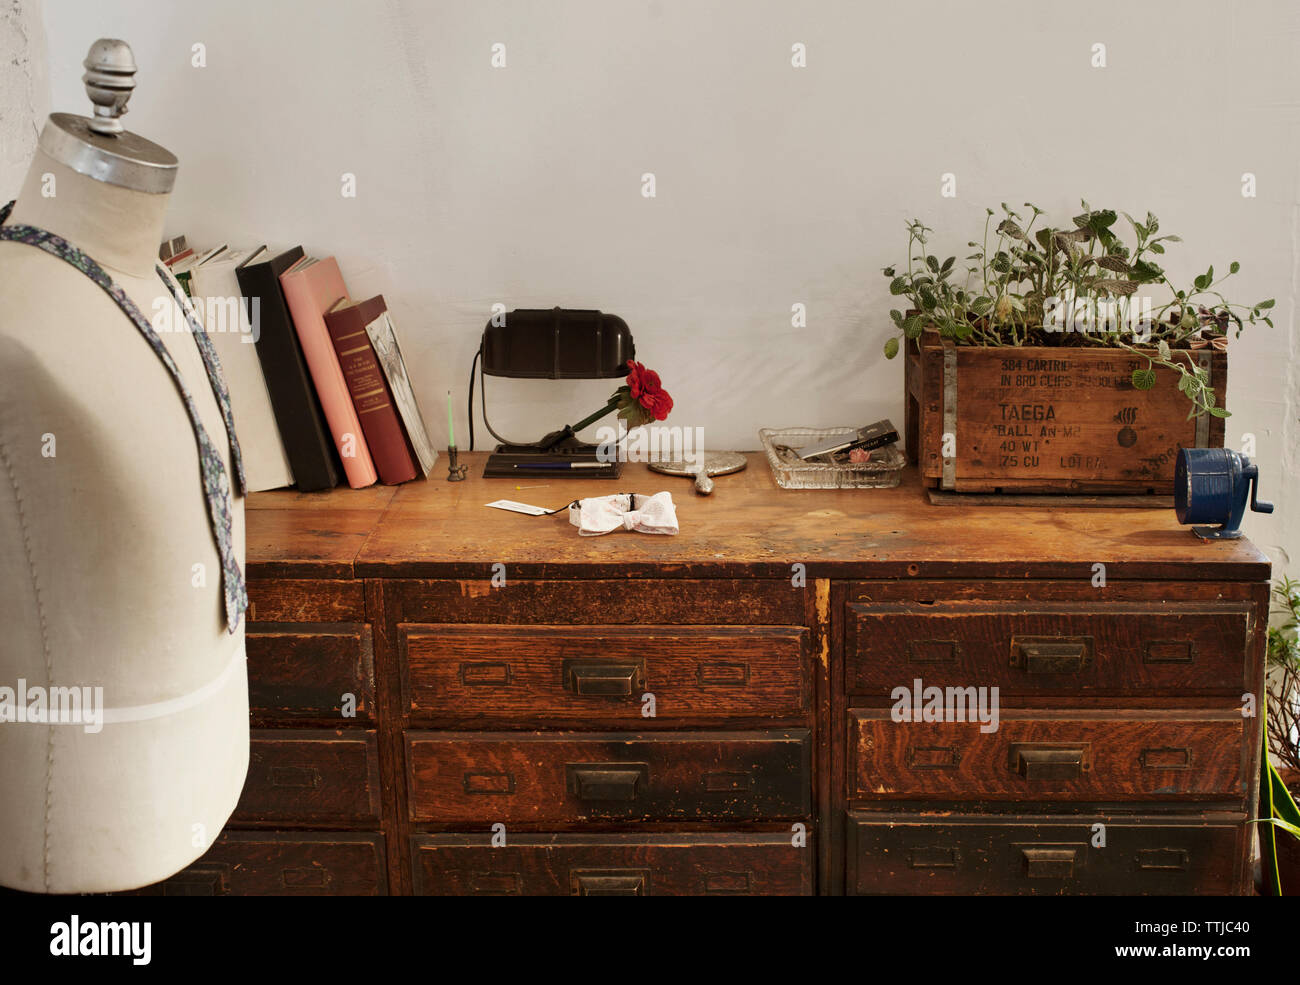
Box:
<box><xmin>1173</xmin><ymin>447</ymin><xmax>1273</xmax><ymax>540</ymax></box>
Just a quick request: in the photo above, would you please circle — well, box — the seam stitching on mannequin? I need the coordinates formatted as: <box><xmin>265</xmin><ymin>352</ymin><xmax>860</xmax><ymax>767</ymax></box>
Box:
<box><xmin>0</xmin><ymin>436</ymin><xmax>55</xmax><ymax>893</ymax></box>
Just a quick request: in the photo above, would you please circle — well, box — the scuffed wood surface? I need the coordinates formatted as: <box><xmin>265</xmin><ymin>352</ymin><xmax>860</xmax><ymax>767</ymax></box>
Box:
<box><xmin>244</xmin><ymin>453</ymin><xmax>1269</xmax><ymax>581</ymax></box>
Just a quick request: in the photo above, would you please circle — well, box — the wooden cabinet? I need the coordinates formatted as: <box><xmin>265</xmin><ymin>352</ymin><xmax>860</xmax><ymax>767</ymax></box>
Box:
<box><xmin>143</xmin><ymin>454</ymin><xmax>1266</xmax><ymax>895</ymax></box>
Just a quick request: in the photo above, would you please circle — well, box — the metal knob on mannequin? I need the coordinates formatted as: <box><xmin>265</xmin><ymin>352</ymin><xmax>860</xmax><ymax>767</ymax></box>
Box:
<box><xmin>37</xmin><ymin>38</ymin><xmax>177</xmax><ymax>194</ymax></box>
<box><xmin>82</xmin><ymin>38</ymin><xmax>137</xmax><ymax>136</ymax></box>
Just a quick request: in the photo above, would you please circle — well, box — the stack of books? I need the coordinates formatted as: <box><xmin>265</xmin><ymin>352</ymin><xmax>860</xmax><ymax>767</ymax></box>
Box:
<box><xmin>162</xmin><ymin>240</ymin><xmax>437</xmax><ymax>492</ymax></box>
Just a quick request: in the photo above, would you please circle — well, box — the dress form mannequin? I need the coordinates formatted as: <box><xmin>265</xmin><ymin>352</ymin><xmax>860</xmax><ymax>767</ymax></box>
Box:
<box><xmin>0</xmin><ymin>40</ymin><xmax>248</xmax><ymax>893</ymax></box>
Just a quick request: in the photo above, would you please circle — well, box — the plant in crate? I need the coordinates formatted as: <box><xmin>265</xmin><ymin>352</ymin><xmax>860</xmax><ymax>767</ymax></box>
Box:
<box><xmin>882</xmin><ymin>203</ymin><xmax>1275</xmax><ymax>493</ymax></box>
<box><xmin>883</xmin><ymin>202</ymin><xmax>1274</xmax><ymax>418</ymax></box>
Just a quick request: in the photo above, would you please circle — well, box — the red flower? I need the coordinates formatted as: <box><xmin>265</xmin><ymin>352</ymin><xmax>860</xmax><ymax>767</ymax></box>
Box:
<box><xmin>624</xmin><ymin>360</ymin><xmax>674</xmax><ymax>421</ymax></box>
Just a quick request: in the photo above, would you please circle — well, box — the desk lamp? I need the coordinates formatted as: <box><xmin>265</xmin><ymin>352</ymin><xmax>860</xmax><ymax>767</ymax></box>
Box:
<box><xmin>468</xmin><ymin>308</ymin><xmax>635</xmax><ymax>478</ymax></box>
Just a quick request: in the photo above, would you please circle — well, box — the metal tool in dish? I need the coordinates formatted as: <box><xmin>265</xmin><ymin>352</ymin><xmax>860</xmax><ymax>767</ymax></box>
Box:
<box><xmin>648</xmin><ymin>451</ymin><xmax>747</xmax><ymax>495</ymax></box>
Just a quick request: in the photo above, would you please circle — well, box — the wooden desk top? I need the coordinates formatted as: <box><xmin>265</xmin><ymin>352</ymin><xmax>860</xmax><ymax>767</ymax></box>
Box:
<box><xmin>245</xmin><ymin>452</ymin><xmax>1271</xmax><ymax>582</ymax></box>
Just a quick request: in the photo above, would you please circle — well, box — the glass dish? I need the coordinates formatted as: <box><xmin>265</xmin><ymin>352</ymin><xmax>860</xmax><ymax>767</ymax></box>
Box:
<box><xmin>759</xmin><ymin>427</ymin><xmax>906</xmax><ymax>490</ymax></box>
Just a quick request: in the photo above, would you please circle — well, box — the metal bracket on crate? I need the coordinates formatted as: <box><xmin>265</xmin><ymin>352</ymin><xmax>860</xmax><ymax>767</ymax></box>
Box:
<box><xmin>1194</xmin><ymin>352</ymin><xmax>1213</xmax><ymax>449</ymax></box>
<box><xmin>941</xmin><ymin>347</ymin><xmax>958</xmax><ymax>491</ymax></box>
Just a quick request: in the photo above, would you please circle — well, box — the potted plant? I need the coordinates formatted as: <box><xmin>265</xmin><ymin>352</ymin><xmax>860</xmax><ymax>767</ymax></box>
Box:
<box><xmin>1261</xmin><ymin>576</ymin><xmax>1300</xmax><ymax>894</ymax></box>
<box><xmin>883</xmin><ymin>202</ymin><xmax>1274</xmax><ymax>493</ymax></box>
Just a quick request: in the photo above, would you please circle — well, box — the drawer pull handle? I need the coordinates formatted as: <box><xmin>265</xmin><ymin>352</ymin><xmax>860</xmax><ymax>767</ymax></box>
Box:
<box><xmin>269</xmin><ymin>766</ymin><xmax>321</xmax><ymax>789</ymax></box>
<box><xmin>1143</xmin><ymin>640</ymin><xmax>1195</xmax><ymax>664</ymax></box>
<box><xmin>908</xmin><ymin>846</ymin><xmax>960</xmax><ymax>869</ymax></box>
<box><xmin>571</xmin><ymin>869</ymin><xmax>647</xmax><ymax>895</ymax></box>
<box><xmin>1021</xmin><ymin>847</ymin><xmax>1079</xmax><ymax>879</ymax></box>
<box><xmin>1137</xmin><ymin>848</ymin><xmax>1190</xmax><ymax>872</ymax></box>
<box><xmin>1140</xmin><ymin>747</ymin><xmax>1192</xmax><ymax>770</ymax></box>
<box><xmin>563</xmin><ymin>659</ymin><xmax>643</xmax><ymax>697</ymax></box>
<box><xmin>907</xmin><ymin>639</ymin><xmax>961</xmax><ymax>664</ymax></box>
<box><xmin>1009</xmin><ymin>744</ymin><xmax>1088</xmax><ymax>780</ymax></box>
<box><xmin>566</xmin><ymin>763</ymin><xmax>648</xmax><ymax>801</ymax></box>
<box><xmin>1010</xmin><ymin>636</ymin><xmax>1092</xmax><ymax>674</ymax></box>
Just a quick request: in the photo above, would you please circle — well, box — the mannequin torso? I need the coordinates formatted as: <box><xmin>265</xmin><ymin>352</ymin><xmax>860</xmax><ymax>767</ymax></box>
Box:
<box><xmin>0</xmin><ymin>151</ymin><xmax>249</xmax><ymax>893</ymax></box>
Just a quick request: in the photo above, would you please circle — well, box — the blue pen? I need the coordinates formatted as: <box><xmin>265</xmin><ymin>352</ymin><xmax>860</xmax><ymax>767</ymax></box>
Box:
<box><xmin>512</xmin><ymin>462</ymin><xmax>608</xmax><ymax>470</ymax></box>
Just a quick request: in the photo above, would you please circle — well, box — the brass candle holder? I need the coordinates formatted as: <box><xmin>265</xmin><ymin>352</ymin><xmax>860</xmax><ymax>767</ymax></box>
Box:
<box><xmin>446</xmin><ymin>445</ymin><xmax>467</xmax><ymax>482</ymax></box>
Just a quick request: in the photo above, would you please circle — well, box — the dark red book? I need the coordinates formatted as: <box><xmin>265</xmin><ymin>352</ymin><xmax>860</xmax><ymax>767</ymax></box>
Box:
<box><xmin>323</xmin><ymin>296</ymin><xmax>419</xmax><ymax>485</ymax></box>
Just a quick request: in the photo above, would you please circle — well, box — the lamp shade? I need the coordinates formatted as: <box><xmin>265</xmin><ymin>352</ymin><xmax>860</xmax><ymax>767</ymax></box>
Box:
<box><xmin>481</xmin><ymin>307</ymin><xmax>634</xmax><ymax>379</ymax></box>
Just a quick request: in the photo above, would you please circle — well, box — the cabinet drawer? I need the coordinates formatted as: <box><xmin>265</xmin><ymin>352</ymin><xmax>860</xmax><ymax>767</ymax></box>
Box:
<box><xmin>412</xmin><ymin>832</ymin><xmax>813</xmax><ymax>895</ymax></box>
<box><xmin>847</xmin><ymin>709</ymin><xmax>1245</xmax><ymax>801</ymax></box>
<box><xmin>400</xmin><ymin>624</ymin><xmax>808</xmax><ymax>724</ymax></box>
<box><xmin>130</xmin><ymin>832</ymin><xmax>388</xmax><ymax>896</ymax></box>
<box><xmin>405</xmin><ymin>730</ymin><xmax>811</xmax><ymax>824</ymax></box>
<box><xmin>388</xmin><ymin>579</ymin><xmax>804</xmax><ymax>625</ymax></box>
<box><xmin>247</xmin><ymin>579</ymin><xmax>365</xmax><ymax>622</ymax></box>
<box><xmin>847</xmin><ymin>812</ymin><xmax>1244</xmax><ymax>895</ymax></box>
<box><xmin>234</xmin><ymin>729</ymin><xmax>382</xmax><ymax>824</ymax></box>
<box><xmin>845</xmin><ymin>602</ymin><xmax>1250</xmax><ymax>696</ymax></box>
<box><xmin>247</xmin><ymin>625</ymin><xmax>375</xmax><ymax>721</ymax></box>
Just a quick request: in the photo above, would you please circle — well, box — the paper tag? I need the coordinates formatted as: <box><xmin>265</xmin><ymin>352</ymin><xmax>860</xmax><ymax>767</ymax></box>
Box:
<box><xmin>485</xmin><ymin>499</ymin><xmax>551</xmax><ymax>516</ymax></box>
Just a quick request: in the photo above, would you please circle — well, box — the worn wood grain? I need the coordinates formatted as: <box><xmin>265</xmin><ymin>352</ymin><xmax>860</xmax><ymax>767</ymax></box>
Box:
<box><xmin>405</xmin><ymin>730</ymin><xmax>811</xmax><ymax>825</ymax></box>
<box><xmin>845</xmin><ymin>602</ymin><xmax>1251</xmax><ymax>697</ymax></box>
<box><xmin>846</xmin><ymin>812</ymin><xmax>1243</xmax><ymax>895</ymax></box>
<box><xmin>246</xmin><ymin>625</ymin><xmax>375</xmax><ymax>722</ymax></box>
<box><xmin>122</xmin><ymin>832</ymin><xmax>388</xmax><ymax>896</ymax></box>
<box><xmin>244</xmin><ymin>454</ymin><xmax>1268</xmax><ymax>582</ymax></box>
<box><xmin>848</xmin><ymin>709</ymin><xmax>1245</xmax><ymax>801</ymax></box>
<box><xmin>905</xmin><ymin>332</ymin><xmax>1229</xmax><ymax>493</ymax></box>
<box><xmin>412</xmin><ymin>831</ymin><xmax>813</xmax><ymax>895</ymax></box>
<box><xmin>399</xmin><ymin>624</ymin><xmax>809</xmax><ymax>725</ymax></box>
<box><xmin>233</xmin><ymin>729</ymin><xmax>382</xmax><ymax>826</ymax></box>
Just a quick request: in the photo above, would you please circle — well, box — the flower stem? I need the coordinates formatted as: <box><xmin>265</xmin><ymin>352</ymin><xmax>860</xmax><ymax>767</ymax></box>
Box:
<box><xmin>570</xmin><ymin>397</ymin><xmax>621</xmax><ymax>435</ymax></box>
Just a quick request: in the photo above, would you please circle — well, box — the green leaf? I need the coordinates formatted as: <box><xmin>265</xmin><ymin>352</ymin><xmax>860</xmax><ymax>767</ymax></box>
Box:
<box><xmin>952</xmin><ymin>321</ymin><xmax>974</xmax><ymax>340</ymax></box>
<box><xmin>1209</xmin><ymin>406</ymin><xmax>1231</xmax><ymax>418</ymax></box>
<box><xmin>1229</xmin><ymin>261</ymin><xmax>1240</xmax><ymax>274</ymax></box>
<box><xmin>890</xmin><ymin>309</ymin><xmax>904</xmax><ymax>327</ymax></box>
<box><xmin>883</xmin><ymin>337</ymin><xmax>900</xmax><ymax>359</ymax></box>
<box><xmin>1258</xmin><ymin>298</ymin><xmax>1276</xmax><ymax>309</ymax></box>
<box><xmin>940</xmin><ymin>256</ymin><xmax>955</xmax><ymax>275</ymax></box>
<box><xmin>889</xmin><ymin>276</ymin><xmax>908</xmax><ymax>296</ymax></box>
<box><xmin>970</xmin><ymin>296</ymin><xmax>994</xmax><ymax>315</ymax></box>
<box><xmin>903</xmin><ymin>314</ymin><xmax>926</xmax><ymax>340</ymax></box>
<box><xmin>1132</xmin><ymin>368</ymin><xmax>1156</xmax><ymax>390</ymax></box>
<box><xmin>926</xmin><ymin>255</ymin><xmax>940</xmax><ymax>273</ymax></box>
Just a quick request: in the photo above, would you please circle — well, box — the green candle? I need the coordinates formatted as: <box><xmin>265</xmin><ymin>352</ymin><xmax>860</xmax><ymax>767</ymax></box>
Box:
<box><xmin>447</xmin><ymin>390</ymin><xmax>455</xmax><ymax>448</ymax></box>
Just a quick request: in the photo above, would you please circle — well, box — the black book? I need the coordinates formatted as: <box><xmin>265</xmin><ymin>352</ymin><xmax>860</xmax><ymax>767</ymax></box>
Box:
<box><xmin>235</xmin><ymin>246</ymin><xmax>341</xmax><ymax>491</ymax></box>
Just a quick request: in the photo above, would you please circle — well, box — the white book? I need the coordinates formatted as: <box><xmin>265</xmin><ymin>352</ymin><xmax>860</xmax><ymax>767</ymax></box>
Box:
<box><xmin>189</xmin><ymin>248</ymin><xmax>296</xmax><ymax>491</ymax></box>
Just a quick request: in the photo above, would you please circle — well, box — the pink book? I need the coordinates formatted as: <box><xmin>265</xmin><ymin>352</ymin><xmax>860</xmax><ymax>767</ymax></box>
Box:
<box><xmin>279</xmin><ymin>257</ymin><xmax>378</xmax><ymax>488</ymax></box>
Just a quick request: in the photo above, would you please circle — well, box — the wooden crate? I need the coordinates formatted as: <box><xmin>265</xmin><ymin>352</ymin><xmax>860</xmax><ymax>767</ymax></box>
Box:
<box><xmin>904</xmin><ymin>331</ymin><xmax>1227</xmax><ymax>494</ymax></box>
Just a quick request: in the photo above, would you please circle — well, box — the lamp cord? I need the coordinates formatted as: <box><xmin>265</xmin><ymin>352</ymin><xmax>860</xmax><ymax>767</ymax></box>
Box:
<box><xmin>467</xmin><ymin>339</ymin><xmax>535</xmax><ymax>450</ymax></box>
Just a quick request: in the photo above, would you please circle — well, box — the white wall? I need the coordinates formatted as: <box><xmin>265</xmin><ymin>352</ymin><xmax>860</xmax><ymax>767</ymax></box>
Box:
<box><xmin>2</xmin><ymin>0</ymin><xmax>48</xmax><ymax>193</ymax></box>
<box><xmin>39</xmin><ymin>0</ymin><xmax>1299</xmax><ymax>571</ymax></box>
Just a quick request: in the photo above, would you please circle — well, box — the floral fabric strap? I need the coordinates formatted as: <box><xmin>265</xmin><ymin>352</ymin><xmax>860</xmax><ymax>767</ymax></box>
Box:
<box><xmin>0</xmin><ymin>199</ymin><xmax>248</xmax><ymax>633</ymax></box>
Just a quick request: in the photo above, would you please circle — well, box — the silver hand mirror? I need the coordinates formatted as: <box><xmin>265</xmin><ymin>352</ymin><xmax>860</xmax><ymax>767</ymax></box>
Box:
<box><xmin>648</xmin><ymin>451</ymin><xmax>747</xmax><ymax>495</ymax></box>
